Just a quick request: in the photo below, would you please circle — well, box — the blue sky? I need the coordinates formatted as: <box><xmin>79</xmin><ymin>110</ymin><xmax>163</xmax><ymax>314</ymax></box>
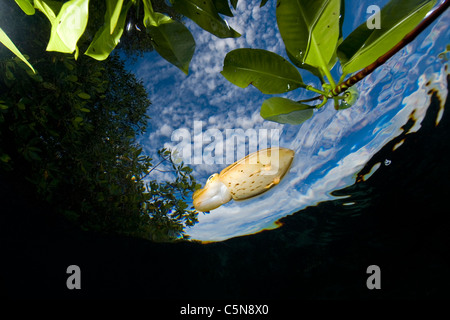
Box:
<box><xmin>126</xmin><ymin>0</ymin><xmax>450</xmax><ymax>241</ymax></box>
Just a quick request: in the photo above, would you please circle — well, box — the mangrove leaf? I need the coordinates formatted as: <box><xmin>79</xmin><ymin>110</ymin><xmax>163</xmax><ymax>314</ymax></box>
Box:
<box><xmin>221</xmin><ymin>48</ymin><xmax>304</xmax><ymax>94</ymax></box>
<box><xmin>260</xmin><ymin>97</ymin><xmax>315</xmax><ymax>125</ymax></box>
<box><xmin>0</xmin><ymin>27</ymin><xmax>35</xmax><ymax>73</ymax></box>
<box><xmin>107</xmin><ymin>0</ymin><xmax>124</xmax><ymax>34</ymax></box>
<box><xmin>337</xmin><ymin>0</ymin><xmax>436</xmax><ymax>74</ymax></box>
<box><xmin>46</xmin><ymin>0</ymin><xmax>90</xmax><ymax>53</ymax></box>
<box><xmin>143</xmin><ymin>0</ymin><xmax>195</xmax><ymax>74</ymax></box>
<box><xmin>146</xmin><ymin>22</ymin><xmax>196</xmax><ymax>75</ymax></box>
<box><xmin>213</xmin><ymin>0</ymin><xmax>234</xmax><ymax>17</ymax></box>
<box><xmin>33</xmin><ymin>0</ymin><xmax>62</xmax><ymax>20</ymax></box>
<box><xmin>171</xmin><ymin>0</ymin><xmax>240</xmax><ymax>38</ymax></box>
<box><xmin>14</xmin><ymin>0</ymin><xmax>35</xmax><ymax>15</ymax></box>
<box><xmin>276</xmin><ymin>0</ymin><xmax>342</xmax><ymax>74</ymax></box>
<box><xmin>85</xmin><ymin>1</ymin><xmax>132</xmax><ymax>60</ymax></box>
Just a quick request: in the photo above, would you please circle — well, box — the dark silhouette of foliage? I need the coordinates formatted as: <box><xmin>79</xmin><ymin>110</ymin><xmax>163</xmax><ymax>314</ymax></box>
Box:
<box><xmin>0</xmin><ymin>1</ymin><xmax>199</xmax><ymax>241</ymax></box>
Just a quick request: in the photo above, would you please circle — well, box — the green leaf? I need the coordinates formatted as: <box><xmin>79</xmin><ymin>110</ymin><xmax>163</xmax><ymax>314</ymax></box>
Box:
<box><xmin>338</xmin><ymin>0</ymin><xmax>436</xmax><ymax>74</ymax></box>
<box><xmin>0</xmin><ymin>154</ymin><xmax>11</xmax><ymax>163</ymax></box>
<box><xmin>80</xmin><ymin>108</ymin><xmax>90</xmax><ymax>112</ymax></box>
<box><xmin>63</xmin><ymin>60</ymin><xmax>75</xmax><ymax>70</ymax></box>
<box><xmin>148</xmin><ymin>23</ymin><xmax>196</xmax><ymax>75</ymax></box>
<box><xmin>66</xmin><ymin>74</ymin><xmax>78</xmax><ymax>82</ymax></box>
<box><xmin>171</xmin><ymin>0</ymin><xmax>240</xmax><ymax>38</ymax></box>
<box><xmin>285</xmin><ymin>0</ymin><xmax>344</xmax><ymax>81</ymax></box>
<box><xmin>143</xmin><ymin>0</ymin><xmax>195</xmax><ymax>74</ymax></box>
<box><xmin>276</xmin><ymin>0</ymin><xmax>342</xmax><ymax>72</ymax></box>
<box><xmin>286</xmin><ymin>50</ymin><xmax>325</xmax><ymax>82</ymax></box>
<box><xmin>5</xmin><ymin>68</ymin><xmax>16</xmax><ymax>80</ymax></box>
<box><xmin>77</xmin><ymin>92</ymin><xmax>91</xmax><ymax>99</ymax></box>
<box><xmin>34</xmin><ymin>0</ymin><xmax>63</xmax><ymax>21</ymax></box>
<box><xmin>142</xmin><ymin>0</ymin><xmax>171</xmax><ymax>26</ymax></box>
<box><xmin>15</xmin><ymin>0</ymin><xmax>35</xmax><ymax>15</ymax></box>
<box><xmin>85</xmin><ymin>1</ymin><xmax>132</xmax><ymax>60</ymax></box>
<box><xmin>221</xmin><ymin>48</ymin><xmax>304</xmax><ymax>94</ymax></box>
<box><xmin>107</xmin><ymin>0</ymin><xmax>124</xmax><ymax>34</ymax></box>
<box><xmin>230</xmin><ymin>0</ymin><xmax>238</xmax><ymax>9</ymax></box>
<box><xmin>0</xmin><ymin>27</ymin><xmax>35</xmax><ymax>73</ymax></box>
<box><xmin>18</xmin><ymin>101</ymin><xmax>26</xmax><ymax>110</ymax></box>
<box><xmin>42</xmin><ymin>81</ymin><xmax>57</xmax><ymax>89</ymax></box>
<box><xmin>29</xmin><ymin>152</ymin><xmax>41</xmax><ymax>161</ymax></box>
<box><xmin>260</xmin><ymin>97</ymin><xmax>315</xmax><ymax>125</ymax></box>
<box><xmin>260</xmin><ymin>0</ymin><xmax>269</xmax><ymax>7</ymax></box>
<box><xmin>45</xmin><ymin>0</ymin><xmax>90</xmax><ymax>53</ymax></box>
<box><xmin>212</xmin><ymin>0</ymin><xmax>233</xmax><ymax>17</ymax></box>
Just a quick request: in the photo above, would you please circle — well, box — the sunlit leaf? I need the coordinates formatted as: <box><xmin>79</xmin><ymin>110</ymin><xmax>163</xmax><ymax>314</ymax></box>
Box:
<box><xmin>338</xmin><ymin>0</ymin><xmax>436</xmax><ymax>74</ymax></box>
<box><xmin>171</xmin><ymin>0</ymin><xmax>240</xmax><ymax>38</ymax></box>
<box><xmin>260</xmin><ymin>97</ymin><xmax>315</xmax><ymax>125</ymax></box>
<box><xmin>14</xmin><ymin>0</ymin><xmax>35</xmax><ymax>15</ymax></box>
<box><xmin>221</xmin><ymin>48</ymin><xmax>304</xmax><ymax>94</ymax></box>
<box><xmin>33</xmin><ymin>0</ymin><xmax>62</xmax><ymax>21</ymax></box>
<box><xmin>0</xmin><ymin>27</ymin><xmax>35</xmax><ymax>73</ymax></box>
<box><xmin>85</xmin><ymin>1</ymin><xmax>132</xmax><ymax>60</ymax></box>
<box><xmin>107</xmin><ymin>0</ymin><xmax>124</xmax><ymax>34</ymax></box>
<box><xmin>143</xmin><ymin>0</ymin><xmax>172</xmax><ymax>26</ymax></box>
<box><xmin>45</xmin><ymin>0</ymin><xmax>90</xmax><ymax>53</ymax></box>
<box><xmin>276</xmin><ymin>0</ymin><xmax>342</xmax><ymax>73</ymax></box>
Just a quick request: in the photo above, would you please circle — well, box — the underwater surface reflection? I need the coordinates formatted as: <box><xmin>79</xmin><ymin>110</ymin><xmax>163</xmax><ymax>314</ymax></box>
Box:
<box><xmin>183</xmin><ymin>5</ymin><xmax>450</xmax><ymax>241</ymax></box>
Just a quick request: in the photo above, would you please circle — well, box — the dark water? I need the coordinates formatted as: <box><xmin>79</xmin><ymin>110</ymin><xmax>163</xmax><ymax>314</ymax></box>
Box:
<box><xmin>1</xmin><ymin>76</ymin><xmax>449</xmax><ymax>301</ymax></box>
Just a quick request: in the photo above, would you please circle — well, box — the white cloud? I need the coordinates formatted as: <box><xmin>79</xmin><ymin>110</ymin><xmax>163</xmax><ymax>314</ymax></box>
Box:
<box><xmin>159</xmin><ymin>123</ymin><xmax>173</xmax><ymax>137</ymax></box>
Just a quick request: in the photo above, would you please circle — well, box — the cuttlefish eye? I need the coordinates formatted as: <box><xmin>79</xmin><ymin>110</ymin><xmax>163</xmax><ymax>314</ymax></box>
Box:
<box><xmin>207</xmin><ymin>173</ymin><xmax>218</xmax><ymax>183</ymax></box>
<box><xmin>192</xmin><ymin>147</ymin><xmax>295</xmax><ymax>212</ymax></box>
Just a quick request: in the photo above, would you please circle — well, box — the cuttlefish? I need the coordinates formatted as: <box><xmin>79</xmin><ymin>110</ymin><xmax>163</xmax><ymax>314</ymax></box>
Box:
<box><xmin>193</xmin><ymin>147</ymin><xmax>295</xmax><ymax>211</ymax></box>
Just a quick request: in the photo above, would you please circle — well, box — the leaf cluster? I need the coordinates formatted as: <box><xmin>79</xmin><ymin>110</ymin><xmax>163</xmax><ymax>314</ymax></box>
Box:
<box><xmin>1</xmin><ymin>0</ymin><xmax>252</xmax><ymax>75</ymax></box>
<box><xmin>0</xmin><ymin>4</ymin><xmax>200</xmax><ymax>241</ymax></box>
<box><xmin>221</xmin><ymin>0</ymin><xmax>437</xmax><ymax>124</ymax></box>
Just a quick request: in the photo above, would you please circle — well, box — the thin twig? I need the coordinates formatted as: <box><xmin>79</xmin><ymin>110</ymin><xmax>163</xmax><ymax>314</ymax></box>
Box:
<box><xmin>332</xmin><ymin>0</ymin><xmax>450</xmax><ymax>96</ymax></box>
<box><xmin>140</xmin><ymin>155</ymin><xmax>171</xmax><ymax>180</ymax></box>
<box><xmin>151</xmin><ymin>168</ymin><xmax>178</xmax><ymax>173</ymax></box>
<box><xmin>297</xmin><ymin>95</ymin><xmax>324</xmax><ymax>103</ymax></box>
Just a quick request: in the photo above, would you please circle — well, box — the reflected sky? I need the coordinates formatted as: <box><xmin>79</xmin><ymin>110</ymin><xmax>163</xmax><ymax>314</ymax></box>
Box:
<box><xmin>126</xmin><ymin>0</ymin><xmax>450</xmax><ymax>241</ymax></box>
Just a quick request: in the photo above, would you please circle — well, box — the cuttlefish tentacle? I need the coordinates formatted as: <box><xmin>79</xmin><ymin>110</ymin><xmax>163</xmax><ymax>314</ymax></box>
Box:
<box><xmin>193</xmin><ymin>147</ymin><xmax>295</xmax><ymax>212</ymax></box>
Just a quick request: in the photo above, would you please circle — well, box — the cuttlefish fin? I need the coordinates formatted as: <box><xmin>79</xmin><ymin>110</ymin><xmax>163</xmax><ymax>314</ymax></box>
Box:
<box><xmin>263</xmin><ymin>177</ymin><xmax>281</xmax><ymax>189</ymax></box>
